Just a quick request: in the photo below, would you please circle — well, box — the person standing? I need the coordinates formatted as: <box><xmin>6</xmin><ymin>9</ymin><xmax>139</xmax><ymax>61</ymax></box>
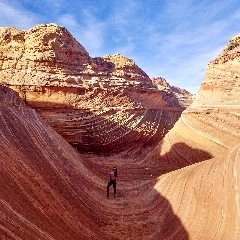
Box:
<box><xmin>107</xmin><ymin>167</ymin><xmax>118</xmax><ymax>198</ymax></box>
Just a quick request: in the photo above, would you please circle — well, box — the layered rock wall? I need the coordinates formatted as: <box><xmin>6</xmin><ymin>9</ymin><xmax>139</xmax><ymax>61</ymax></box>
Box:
<box><xmin>192</xmin><ymin>34</ymin><xmax>240</xmax><ymax>109</ymax></box>
<box><xmin>144</xmin><ymin>33</ymin><xmax>240</xmax><ymax>239</ymax></box>
<box><xmin>152</xmin><ymin>77</ymin><xmax>193</xmax><ymax>108</ymax></box>
<box><xmin>147</xmin><ymin>34</ymin><xmax>240</xmax><ymax>170</ymax></box>
<box><xmin>153</xmin><ymin>143</ymin><xmax>240</xmax><ymax>239</ymax></box>
<box><xmin>0</xmin><ymin>24</ymin><xmax>186</xmax><ymax>154</ymax></box>
<box><xmin>1</xmin><ymin>27</ymin><xmax>240</xmax><ymax>240</ymax></box>
<box><xmin>0</xmin><ymin>86</ymin><xmax>110</xmax><ymax>239</ymax></box>
<box><xmin>1</xmin><ymin>82</ymin><xmax>239</xmax><ymax>240</ymax></box>
<box><xmin>0</xmin><ymin>86</ymin><xmax>188</xmax><ymax>240</ymax></box>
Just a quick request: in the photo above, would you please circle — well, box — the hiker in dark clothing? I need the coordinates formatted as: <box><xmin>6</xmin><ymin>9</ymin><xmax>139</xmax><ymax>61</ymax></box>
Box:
<box><xmin>107</xmin><ymin>167</ymin><xmax>118</xmax><ymax>198</ymax></box>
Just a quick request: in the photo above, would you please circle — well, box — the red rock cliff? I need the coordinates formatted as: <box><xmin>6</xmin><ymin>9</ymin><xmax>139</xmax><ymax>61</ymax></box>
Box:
<box><xmin>0</xmin><ymin>23</ymin><xmax>186</xmax><ymax>154</ymax></box>
<box><xmin>0</xmin><ymin>86</ymin><xmax>112</xmax><ymax>239</ymax></box>
<box><xmin>152</xmin><ymin>77</ymin><xmax>193</xmax><ymax>108</ymax></box>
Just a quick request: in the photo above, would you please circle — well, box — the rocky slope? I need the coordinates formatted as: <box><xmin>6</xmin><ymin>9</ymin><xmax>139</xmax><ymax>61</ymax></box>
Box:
<box><xmin>192</xmin><ymin>34</ymin><xmax>240</xmax><ymax>109</ymax></box>
<box><xmin>1</xmin><ymin>28</ymin><xmax>240</xmax><ymax>240</ymax></box>
<box><xmin>144</xmin><ymin>34</ymin><xmax>240</xmax><ymax>239</ymax></box>
<box><xmin>0</xmin><ymin>86</ymin><xmax>191</xmax><ymax>240</ymax></box>
<box><xmin>0</xmin><ymin>23</ymin><xmax>189</xmax><ymax>154</ymax></box>
<box><xmin>152</xmin><ymin>77</ymin><xmax>193</xmax><ymax>108</ymax></box>
<box><xmin>147</xmin><ymin>33</ymin><xmax>240</xmax><ymax>170</ymax></box>
<box><xmin>1</xmin><ymin>68</ymin><xmax>240</xmax><ymax>240</ymax></box>
<box><xmin>0</xmin><ymin>86</ymin><xmax>110</xmax><ymax>239</ymax></box>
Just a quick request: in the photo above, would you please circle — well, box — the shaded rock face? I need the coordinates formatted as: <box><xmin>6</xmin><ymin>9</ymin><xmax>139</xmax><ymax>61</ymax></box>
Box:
<box><xmin>0</xmin><ymin>85</ymin><xmax>24</xmax><ymax>106</ymax></box>
<box><xmin>153</xmin><ymin>143</ymin><xmax>240</xmax><ymax>240</ymax></box>
<box><xmin>0</xmin><ymin>23</ymin><xmax>186</xmax><ymax>154</ymax></box>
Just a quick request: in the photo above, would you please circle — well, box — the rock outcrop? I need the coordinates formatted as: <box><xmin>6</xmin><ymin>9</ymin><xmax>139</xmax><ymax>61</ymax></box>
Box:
<box><xmin>0</xmin><ymin>23</ymin><xmax>188</xmax><ymax>154</ymax></box>
<box><xmin>145</xmin><ymin>34</ymin><xmax>240</xmax><ymax>239</ymax></box>
<box><xmin>1</xmin><ymin>28</ymin><xmax>240</xmax><ymax>240</ymax></box>
<box><xmin>0</xmin><ymin>86</ymin><xmax>189</xmax><ymax>240</ymax></box>
<box><xmin>0</xmin><ymin>86</ymin><xmax>190</xmax><ymax>240</ymax></box>
<box><xmin>148</xmin><ymin>34</ymin><xmax>240</xmax><ymax>170</ymax></box>
<box><xmin>152</xmin><ymin>77</ymin><xmax>193</xmax><ymax>108</ymax></box>
<box><xmin>192</xmin><ymin>34</ymin><xmax>240</xmax><ymax>109</ymax></box>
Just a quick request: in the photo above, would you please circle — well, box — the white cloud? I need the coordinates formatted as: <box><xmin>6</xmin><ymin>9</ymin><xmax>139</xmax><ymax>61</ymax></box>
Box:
<box><xmin>110</xmin><ymin>0</ymin><xmax>139</xmax><ymax>27</ymax></box>
<box><xmin>57</xmin><ymin>10</ymin><xmax>106</xmax><ymax>57</ymax></box>
<box><xmin>0</xmin><ymin>1</ymin><xmax>39</xmax><ymax>29</ymax></box>
<box><xmin>127</xmin><ymin>1</ymin><xmax>240</xmax><ymax>93</ymax></box>
<box><xmin>57</xmin><ymin>14</ymin><xmax>78</xmax><ymax>28</ymax></box>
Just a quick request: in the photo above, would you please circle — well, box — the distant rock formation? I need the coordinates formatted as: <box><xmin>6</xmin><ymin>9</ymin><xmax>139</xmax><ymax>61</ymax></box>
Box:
<box><xmin>0</xmin><ymin>23</ymin><xmax>189</xmax><ymax>154</ymax></box>
<box><xmin>152</xmin><ymin>77</ymin><xmax>193</xmax><ymax>108</ymax></box>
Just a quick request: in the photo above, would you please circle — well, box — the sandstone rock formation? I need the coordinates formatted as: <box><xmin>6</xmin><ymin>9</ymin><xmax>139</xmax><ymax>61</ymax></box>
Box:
<box><xmin>152</xmin><ymin>77</ymin><xmax>193</xmax><ymax>108</ymax></box>
<box><xmin>148</xmin><ymin>34</ymin><xmax>240</xmax><ymax>170</ymax></box>
<box><xmin>192</xmin><ymin>34</ymin><xmax>240</xmax><ymax>109</ymax></box>
<box><xmin>1</xmin><ymin>76</ymin><xmax>239</xmax><ymax>240</ymax></box>
<box><xmin>150</xmin><ymin>143</ymin><xmax>240</xmax><ymax>239</ymax></box>
<box><xmin>145</xmin><ymin>34</ymin><xmax>240</xmax><ymax>239</ymax></box>
<box><xmin>1</xmin><ymin>24</ymin><xmax>240</xmax><ymax>240</ymax></box>
<box><xmin>0</xmin><ymin>23</ymin><xmax>188</xmax><ymax>154</ymax></box>
<box><xmin>0</xmin><ymin>86</ymin><xmax>110</xmax><ymax>239</ymax></box>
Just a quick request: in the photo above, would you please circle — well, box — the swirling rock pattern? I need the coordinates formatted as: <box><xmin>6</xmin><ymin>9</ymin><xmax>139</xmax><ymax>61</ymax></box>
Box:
<box><xmin>0</xmin><ymin>24</ymin><xmax>189</xmax><ymax>154</ymax></box>
<box><xmin>1</xmin><ymin>85</ymin><xmax>239</xmax><ymax>240</ymax></box>
<box><xmin>148</xmin><ymin>33</ymin><xmax>240</xmax><ymax>170</ymax></box>
<box><xmin>153</xmin><ymin>143</ymin><xmax>240</xmax><ymax>239</ymax></box>
<box><xmin>1</xmin><ymin>26</ymin><xmax>240</xmax><ymax>240</ymax></box>
<box><xmin>0</xmin><ymin>86</ymin><xmax>189</xmax><ymax>240</ymax></box>
<box><xmin>146</xmin><ymin>34</ymin><xmax>240</xmax><ymax>239</ymax></box>
<box><xmin>0</xmin><ymin>86</ymin><xmax>109</xmax><ymax>239</ymax></box>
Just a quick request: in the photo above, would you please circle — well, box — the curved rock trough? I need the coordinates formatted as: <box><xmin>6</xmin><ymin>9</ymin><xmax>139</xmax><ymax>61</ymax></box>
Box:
<box><xmin>0</xmin><ymin>24</ymin><xmax>240</xmax><ymax>240</ymax></box>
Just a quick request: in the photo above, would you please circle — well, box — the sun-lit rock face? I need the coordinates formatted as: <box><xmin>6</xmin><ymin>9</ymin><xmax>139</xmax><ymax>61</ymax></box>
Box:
<box><xmin>0</xmin><ymin>24</ymin><xmax>187</xmax><ymax>154</ymax></box>
<box><xmin>144</xmin><ymin>34</ymin><xmax>240</xmax><ymax>239</ymax></box>
<box><xmin>1</xmin><ymin>31</ymin><xmax>240</xmax><ymax>240</ymax></box>
<box><xmin>0</xmin><ymin>86</ymin><xmax>187</xmax><ymax>240</ymax></box>
<box><xmin>1</xmin><ymin>83</ymin><xmax>240</xmax><ymax>240</ymax></box>
<box><xmin>101</xmin><ymin>53</ymin><xmax>150</xmax><ymax>82</ymax></box>
<box><xmin>192</xmin><ymin>33</ymin><xmax>240</xmax><ymax>109</ymax></box>
<box><xmin>148</xmin><ymin>33</ymin><xmax>240</xmax><ymax>171</ymax></box>
<box><xmin>152</xmin><ymin>77</ymin><xmax>193</xmax><ymax>108</ymax></box>
<box><xmin>153</xmin><ymin>143</ymin><xmax>240</xmax><ymax>239</ymax></box>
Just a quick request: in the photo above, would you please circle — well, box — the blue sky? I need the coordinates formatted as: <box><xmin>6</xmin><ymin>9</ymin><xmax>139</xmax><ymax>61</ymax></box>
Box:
<box><xmin>1</xmin><ymin>0</ymin><xmax>240</xmax><ymax>93</ymax></box>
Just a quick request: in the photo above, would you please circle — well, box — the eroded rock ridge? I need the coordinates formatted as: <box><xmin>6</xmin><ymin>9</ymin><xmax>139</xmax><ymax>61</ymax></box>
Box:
<box><xmin>152</xmin><ymin>77</ymin><xmax>193</xmax><ymax>108</ymax></box>
<box><xmin>0</xmin><ymin>23</ymin><xmax>188</xmax><ymax>154</ymax></box>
